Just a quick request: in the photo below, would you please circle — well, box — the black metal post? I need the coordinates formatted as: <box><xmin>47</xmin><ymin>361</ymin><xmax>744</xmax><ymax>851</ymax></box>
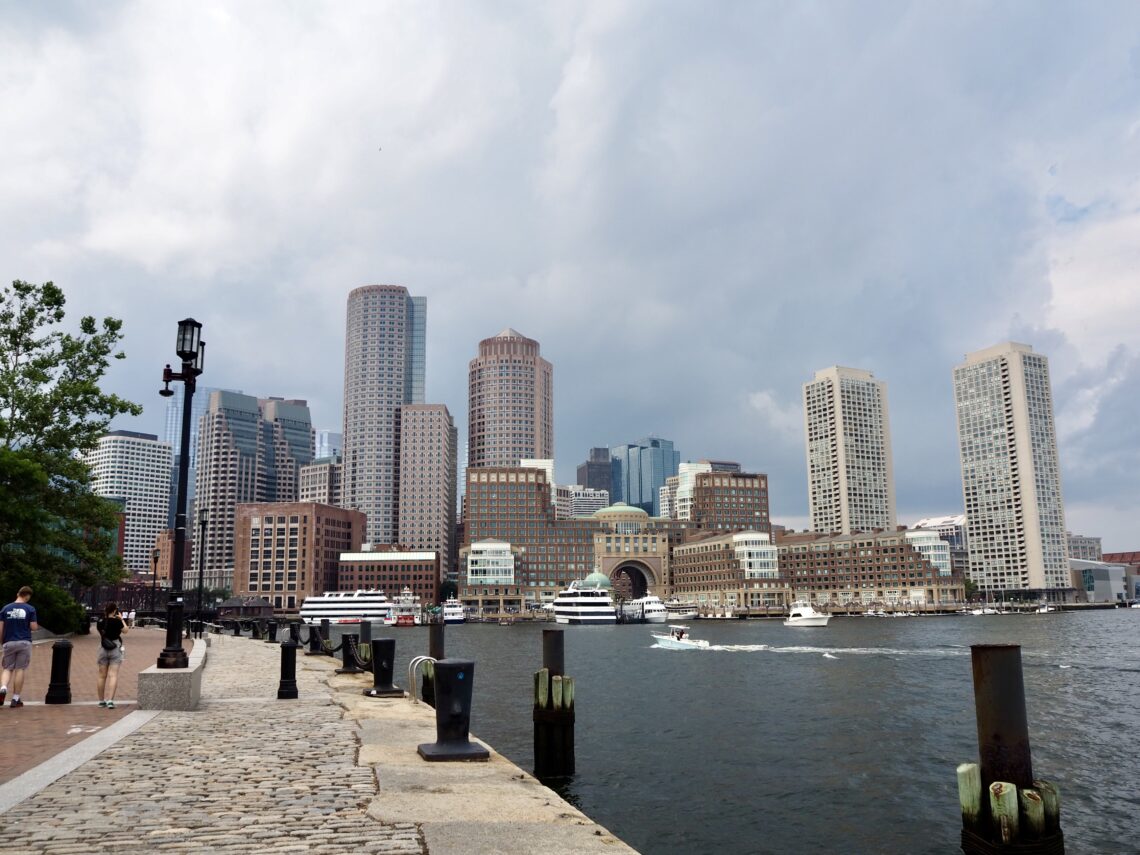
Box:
<box><xmin>265</xmin><ymin>619</ymin><xmax>279</xmax><ymax>643</ymax></box>
<box><xmin>423</xmin><ymin>622</ymin><xmax>445</xmax><ymax>707</ymax></box>
<box><xmin>971</xmin><ymin>644</ymin><xmax>1034</xmax><ymax>789</ymax></box>
<box><xmin>305</xmin><ymin>624</ymin><xmax>324</xmax><ymax>655</ymax></box>
<box><xmin>277</xmin><ymin>631</ymin><xmax>300</xmax><ymax>700</ymax></box>
<box><xmin>320</xmin><ymin>619</ymin><xmax>331</xmax><ymax>655</ymax></box>
<box><xmin>417</xmin><ymin>659</ymin><xmax>489</xmax><ymax>761</ymax></box>
<box><xmin>364</xmin><ymin>638</ymin><xmax>402</xmax><ymax>697</ymax></box>
<box><xmin>542</xmin><ymin>628</ymin><xmax>564</xmax><ymax>676</ymax></box>
<box><xmin>44</xmin><ymin>639</ymin><xmax>73</xmax><ymax>704</ymax></box>
<box><xmin>336</xmin><ymin>633</ymin><xmax>363</xmax><ymax>674</ymax></box>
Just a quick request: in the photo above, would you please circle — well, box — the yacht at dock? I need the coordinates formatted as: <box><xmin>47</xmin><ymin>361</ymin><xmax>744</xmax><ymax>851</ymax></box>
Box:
<box><xmin>618</xmin><ymin>595</ymin><xmax>668</xmax><ymax>623</ymax></box>
<box><xmin>298</xmin><ymin>590</ymin><xmax>393</xmax><ymax>625</ymax></box>
<box><xmin>551</xmin><ymin>573</ymin><xmax>617</xmax><ymax>625</ymax></box>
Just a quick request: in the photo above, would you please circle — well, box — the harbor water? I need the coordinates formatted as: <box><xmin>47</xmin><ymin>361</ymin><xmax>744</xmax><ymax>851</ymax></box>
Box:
<box><xmin>332</xmin><ymin>610</ymin><xmax>1139</xmax><ymax>854</ymax></box>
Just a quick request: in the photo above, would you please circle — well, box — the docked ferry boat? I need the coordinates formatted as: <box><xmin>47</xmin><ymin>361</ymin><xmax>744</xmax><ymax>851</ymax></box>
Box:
<box><xmin>299</xmin><ymin>590</ymin><xmax>392</xmax><ymax>625</ymax></box>
<box><xmin>551</xmin><ymin>573</ymin><xmax>617</xmax><ymax>625</ymax></box>
<box><xmin>442</xmin><ymin>596</ymin><xmax>466</xmax><ymax>625</ymax></box>
<box><xmin>386</xmin><ymin>587</ymin><xmax>423</xmax><ymax>626</ymax></box>
<box><xmin>664</xmin><ymin>598</ymin><xmax>699</xmax><ymax>621</ymax></box>
<box><xmin>618</xmin><ymin>595</ymin><xmax>668</xmax><ymax>624</ymax></box>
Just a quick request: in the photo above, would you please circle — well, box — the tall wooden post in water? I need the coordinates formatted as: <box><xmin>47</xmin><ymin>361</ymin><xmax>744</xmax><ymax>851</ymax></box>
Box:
<box><xmin>533</xmin><ymin>629</ymin><xmax>574</xmax><ymax>778</ymax></box>
<box><xmin>956</xmin><ymin>644</ymin><xmax>1064</xmax><ymax>853</ymax></box>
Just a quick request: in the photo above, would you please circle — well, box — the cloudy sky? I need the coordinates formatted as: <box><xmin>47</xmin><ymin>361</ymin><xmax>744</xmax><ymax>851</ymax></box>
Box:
<box><xmin>3</xmin><ymin>2</ymin><xmax>1138</xmax><ymax>550</ymax></box>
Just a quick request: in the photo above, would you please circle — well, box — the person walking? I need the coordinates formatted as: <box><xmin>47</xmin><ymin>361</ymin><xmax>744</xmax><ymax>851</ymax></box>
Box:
<box><xmin>0</xmin><ymin>586</ymin><xmax>39</xmax><ymax>708</ymax></box>
<box><xmin>95</xmin><ymin>603</ymin><xmax>128</xmax><ymax>709</ymax></box>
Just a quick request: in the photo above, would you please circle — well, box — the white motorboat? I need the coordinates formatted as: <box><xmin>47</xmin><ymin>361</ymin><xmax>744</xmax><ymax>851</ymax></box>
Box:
<box><xmin>385</xmin><ymin>588</ymin><xmax>423</xmax><ymax>626</ymax></box>
<box><xmin>663</xmin><ymin>598</ymin><xmax>699</xmax><ymax>621</ymax></box>
<box><xmin>784</xmin><ymin>602</ymin><xmax>831</xmax><ymax>627</ymax></box>
<box><xmin>298</xmin><ymin>590</ymin><xmax>393</xmax><ymax>625</ymax></box>
<box><xmin>619</xmin><ymin>595</ymin><xmax>668</xmax><ymax>624</ymax></box>
<box><xmin>651</xmin><ymin>624</ymin><xmax>709</xmax><ymax>650</ymax></box>
<box><xmin>442</xmin><ymin>596</ymin><xmax>466</xmax><ymax>624</ymax></box>
<box><xmin>551</xmin><ymin>574</ymin><xmax>617</xmax><ymax>625</ymax></box>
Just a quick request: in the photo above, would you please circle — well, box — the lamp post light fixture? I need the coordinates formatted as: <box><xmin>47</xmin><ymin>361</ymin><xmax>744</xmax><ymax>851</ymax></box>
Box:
<box><xmin>156</xmin><ymin>318</ymin><xmax>205</xmax><ymax>669</ymax></box>
<box><xmin>151</xmin><ymin>547</ymin><xmax>160</xmax><ymax>614</ymax></box>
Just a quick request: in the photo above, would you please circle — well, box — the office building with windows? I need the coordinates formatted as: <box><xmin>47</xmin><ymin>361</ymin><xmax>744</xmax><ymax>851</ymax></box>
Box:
<box><xmin>576</xmin><ymin>447</ymin><xmax>613</xmax><ymax>496</ymax></box>
<box><xmin>467</xmin><ymin>328</ymin><xmax>553</xmax><ymax>469</ymax></box>
<box><xmin>953</xmin><ymin>342</ymin><xmax>1070</xmax><ymax>598</ymax></box>
<box><xmin>397</xmin><ymin>404</ymin><xmax>458</xmax><ymax>577</ymax></box>
<box><xmin>610</xmin><ymin>436</ymin><xmax>679</xmax><ymax>516</ymax></box>
<box><xmin>803</xmin><ymin>366</ymin><xmax>897</xmax><ymax>535</ymax></box>
<box><xmin>342</xmin><ymin>284</ymin><xmax>426</xmax><ymax>545</ymax></box>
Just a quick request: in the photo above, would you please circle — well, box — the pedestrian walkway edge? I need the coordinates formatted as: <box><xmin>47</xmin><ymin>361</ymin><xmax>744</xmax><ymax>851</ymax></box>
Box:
<box><xmin>0</xmin><ymin>709</ymin><xmax>162</xmax><ymax>814</ymax></box>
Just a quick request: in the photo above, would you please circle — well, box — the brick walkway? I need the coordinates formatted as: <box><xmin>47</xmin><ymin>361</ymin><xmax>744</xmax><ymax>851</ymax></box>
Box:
<box><xmin>0</xmin><ymin>627</ymin><xmax>177</xmax><ymax>784</ymax></box>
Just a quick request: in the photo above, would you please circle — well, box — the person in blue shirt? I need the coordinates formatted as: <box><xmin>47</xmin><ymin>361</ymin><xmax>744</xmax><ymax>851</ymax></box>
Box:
<box><xmin>0</xmin><ymin>586</ymin><xmax>39</xmax><ymax>708</ymax></box>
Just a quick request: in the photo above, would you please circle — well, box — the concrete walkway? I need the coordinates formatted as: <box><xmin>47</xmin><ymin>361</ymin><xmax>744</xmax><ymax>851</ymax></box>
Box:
<box><xmin>0</xmin><ymin>630</ymin><xmax>636</xmax><ymax>854</ymax></box>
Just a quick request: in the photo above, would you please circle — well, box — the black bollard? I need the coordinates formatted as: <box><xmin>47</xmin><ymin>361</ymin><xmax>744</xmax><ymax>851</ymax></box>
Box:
<box><xmin>972</xmin><ymin>645</ymin><xmax>1033</xmax><ymax>789</ymax></box>
<box><xmin>305</xmin><ymin>623</ymin><xmax>324</xmax><ymax>656</ymax></box>
<box><xmin>232</xmin><ymin>620</ymin><xmax>242</xmax><ymax>637</ymax></box>
<box><xmin>417</xmin><ymin>659</ymin><xmax>489</xmax><ymax>761</ymax></box>
<box><xmin>363</xmin><ymin>638</ymin><xmax>403</xmax><ymax>697</ymax></box>
<box><xmin>277</xmin><ymin>631</ymin><xmax>300</xmax><ymax>700</ymax></box>
<box><xmin>44</xmin><ymin>638</ymin><xmax>73</xmax><ymax>704</ymax></box>
<box><xmin>288</xmin><ymin>621</ymin><xmax>301</xmax><ymax>644</ymax></box>
<box><xmin>336</xmin><ymin>633</ymin><xmax>364</xmax><ymax>674</ymax></box>
<box><xmin>251</xmin><ymin>621</ymin><xmax>263</xmax><ymax>640</ymax></box>
<box><xmin>265</xmin><ymin>619</ymin><xmax>279</xmax><ymax>643</ymax></box>
<box><xmin>358</xmin><ymin>619</ymin><xmax>372</xmax><ymax>647</ymax></box>
<box><xmin>534</xmin><ymin>629</ymin><xmax>575</xmax><ymax>778</ymax></box>
<box><xmin>320</xmin><ymin>619</ymin><xmax>331</xmax><ymax>654</ymax></box>
<box><xmin>422</xmin><ymin>622</ymin><xmax>446</xmax><ymax>707</ymax></box>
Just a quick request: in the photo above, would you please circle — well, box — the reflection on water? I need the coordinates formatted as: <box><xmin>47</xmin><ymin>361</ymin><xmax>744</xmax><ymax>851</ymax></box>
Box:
<box><xmin>333</xmin><ymin>611</ymin><xmax>1140</xmax><ymax>854</ymax></box>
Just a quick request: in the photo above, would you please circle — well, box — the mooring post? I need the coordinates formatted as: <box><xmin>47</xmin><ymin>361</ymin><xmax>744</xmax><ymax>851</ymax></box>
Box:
<box><xmin>44</xmin><ymin>638</ymin><xmax>73</xmax><ymax>704</ymax></box>
<box><xmin>416</xmin><ymin>659</ymin><xmax>489</xmax><ymax>761</ymax></box>
<box><xmin>304</xmin><ymin>623</ymin><xmax>324</xmax><ymax>656</ymax></box>
<box><xmin>265</xmin><ymin>619</ymin><xmax>279</xmax><ymax>643</ymax></box>
<box><xmin>232</xmin><ymin>620</ymin><xmax>241</xmax><ymax>637</ymax></box>
<box><xmin>533</xmin><ymin>628</ymin><xmax>575</xmax><ymax>778</ymax></box>
<box><xmin>359</xmin><ymin>619</ymin><xmax>372</xmax><ymax>647</ymax></box>
<box><xmin>422</xmin><ymin>622</ymin><xmax>445</xmax><ymax>707</ymax></box>
<box><xmin>277</xmin><ymin>628</ymin><xmax>300</xmax><ymax>700</ymax></box>
<box><xmin>320</xmin><ymin>619</ymin><xmax>331</xmax><ymax>654</ymax></box>
<box><xmin>336</xmin><ymin>632</ymin><xmax>364</xmax><ymax>674</ymax></box>
<box><xmin>251</xmin><ymin>621</ymin><xmax>263</xmax><ymax>640</ymax></box>
<box><xmin>364</xmin><ymin>638</ymin><xmax>403</xmax><ymax>697</ymax></box>
<box><xmin>957</xmin><ymin>644</ymin><xmax>1064</xmax><ymax>854</ymax></box>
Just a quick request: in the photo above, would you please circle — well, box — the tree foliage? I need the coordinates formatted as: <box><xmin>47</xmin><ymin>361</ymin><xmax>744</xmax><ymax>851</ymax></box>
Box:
<box><xmin>0</xmin><ymin>280</ymin><xmax>143</xmax><ymax>630</ymax></box>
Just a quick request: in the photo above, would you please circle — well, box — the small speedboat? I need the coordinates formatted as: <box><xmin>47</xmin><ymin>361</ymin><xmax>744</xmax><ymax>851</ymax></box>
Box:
<box><xmin>651</xmin><ymin>625</ymin><xmax>709</xmax><ymax>650</ymax></box>
<box><xmin>784</xmin><ymin>602</ymin><xmax>831</xmax><ymax>627</ymax></box>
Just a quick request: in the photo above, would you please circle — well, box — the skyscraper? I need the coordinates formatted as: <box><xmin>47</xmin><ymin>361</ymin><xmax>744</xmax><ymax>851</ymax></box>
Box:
<box><xmin>342</xmin><ymin>285</ymin><xmax>426</xmax><ymax>545</ymax></box>
<box><xmin>953</xmin><ymin>342</ymin><xmax>1069</xmax><ymax>597</ymax></box>
<box><xmin>610</xmin><ymin>437</ymin><xmax>679</xmax><ymax>515</ymax></box>
<box><xmin>803</xmin><ymin>366</ymin><xmax>897</xmax><ymax>535</ymax></box>
<box><xmin>576</xmin><ymin>447</ymin><xmax>614</xmax><ymax>496</ymax></box>
<box><xmin>194</xmin><ymin>392</ymin><xmax>314</xmax><ymax>592</ymax></box>
<box><xmin>85</xmin><ymin>431</ymin><xmax>173</xmax><ymax>573</ymax></box>
<box><xmin>163</xmin><ymin>385</ymin><xmax>242</xmax><ymax>525</ymax></box>
<box><xmin>468</xmin><ymin>328</ymin><xmax>553</xmax><ymax>469</ymax></box>
<box><xmin>398</xmin><ymin>404</ymin><xmax>458</xmax><ymax>579</ymax></box>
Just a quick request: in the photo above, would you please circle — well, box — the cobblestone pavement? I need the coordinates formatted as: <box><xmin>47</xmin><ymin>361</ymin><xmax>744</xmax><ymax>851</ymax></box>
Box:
<box><xmin>1</xmin><ymin>635</ymin><xmax>426</xmax><ymax>854</ymax></box>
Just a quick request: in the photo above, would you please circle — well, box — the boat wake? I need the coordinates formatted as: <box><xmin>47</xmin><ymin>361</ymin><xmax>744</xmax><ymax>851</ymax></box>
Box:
<box><xmin>706</xmin><ymin>644</ymin><xmax>970</xmax><ymax>657</ymax></box>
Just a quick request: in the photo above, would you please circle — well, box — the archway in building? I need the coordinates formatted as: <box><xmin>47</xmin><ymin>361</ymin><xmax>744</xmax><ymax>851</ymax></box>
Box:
<box><xmin>609</xmin><ymin>561</ymin><xmax>655</xmax><ymax>600</ymax></box>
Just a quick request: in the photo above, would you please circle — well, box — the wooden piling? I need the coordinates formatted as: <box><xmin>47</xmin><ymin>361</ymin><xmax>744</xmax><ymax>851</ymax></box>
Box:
<box><xmin>533</xmin><ymin>631</ymin><xmax>574</xmax><ymax>779</ymax></box>
<box><xmin>1020</xmin><ymin>788</ymin><xmax>1045</xmax><ymax>839</ymax></box>
<box><xmin>989</xmin><ymin>782</ymin><xmax>1019</xmax><ymax>844</ymax></box>
<box><xmin>956</xmin><ymin>762</ymin><xmax>982</xmax><ymax>832</ymax></box>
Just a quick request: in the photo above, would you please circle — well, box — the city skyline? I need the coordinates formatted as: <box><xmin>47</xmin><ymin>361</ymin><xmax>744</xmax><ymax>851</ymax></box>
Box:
<box><xmin>4</xmin><ymin>4</ymin><xmax>1138</xmax><ymax>550</ymax></box>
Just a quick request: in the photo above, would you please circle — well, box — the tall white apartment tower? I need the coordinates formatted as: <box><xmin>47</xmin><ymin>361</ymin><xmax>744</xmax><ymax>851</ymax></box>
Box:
<box><xmin>85</xmin><ymin>431</ymin><xmax>173</xmax><ymax>573</ymax></box>
<box><xmin>342</xmin><ymin>285</ymin><xmax>426</xmax><ymax>545</ymax></box>
<box><xmin>803</xmin><ymin>366</ymin><xmax>897</xmax><ymax>535</ymax></box>
<box><xmin>953</xmin><ymin>342</ymin><xmax>1069</xmax><ymax>597</ymax></box>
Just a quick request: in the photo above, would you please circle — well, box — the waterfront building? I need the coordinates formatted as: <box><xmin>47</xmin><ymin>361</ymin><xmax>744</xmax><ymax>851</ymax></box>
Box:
<box><xmin>315</xmin><ymin>430</ymin><xmax>343</xmax><ymax>461</ymax></box>
<box><xmin>299</xmin><ymin>458</ymin><xmax>342</xmax><ymax>506</ymax></box>
<box><xmin>85</xmin><ymin>431</ymin><xmax>173</xmax><ymax>574</ymax></box>
<box><xmin>569</xmin><ymin>486</ymin><xmax>610</xmax><ymax>518</ymax></box>
<box><xmin>397</xmin><ymin>404</ymin><xmax>458</xmax><ymax>578</ymax></box>
<box><xmin>194</xmin><ymin>392</ymin><xmax>314</xmax><ymax>593</ymax></box>
<box><xmin>953</xmin><ymin>342</ymin><xmax>1070</xmax><ymax>599</ymax></box>
<box><xmin>460</xmin><ymin>466</ymin><xmax>597</xmax><ymax>612</ymax></box>
<box><xmin>690</xmin><ymin>470</ymin><xmax>770</xmax><ymax>533</ymax></box>
<box><xmin>1069</xmin><ymin>558</ymin><xmax>1129</xmax><ymax>603</ymax></box>
<box><xmin>671</xmin><ymin>530</ymin><xmax>786</xmax><ymax>610</ymax></box>
<box><xmin>576</xmin><ymin>447</ymin><xmax>613</xmax><ymax>497</ymax></box>
<box><xmin>1067</xmin><ymin>532</ymin><xmax>1103</xmax><ymax>561</ymax></box>
<box><xmin>803</xmin><ymin>366</ymin><xmax>897</xmax><ymax>535</ymax></box>
<box><xmin>912</xmin><ymin>514</ymin><xmax>969</xmax><ymax>577</ymax></box>
<box><xmin>342</xmin><ymin>284</ymin><xmax>426</xmax><ymax>546</ymax></box>
<box><xmin>164</xmin><ymin>385</ymin><xmax>242</xmax><ymax>525</ymax></box>
<box><xmin>338</xmin><ymin>547</ymin><xmax>440</xmax><ymax>605</ymax></box>
<box><xmin>610</xmin><ymin>436</ymin><xmax>679</xmax><ymax>516</ymax></box>
<box><xmin>464</xmin><ymin>540</ymin><xmax>517</xmax><ymax>585</ymax></box>
<box><xmin>903</xmin><ymin>529</ymin><xmax>952</xmax><ymax>575</ymax></box>
<box><xmin>659</xmin><ymin>475</ymin><xmax>678</xmax><ymax>520</ymax></box>
<box><xmin>592</xmin><ymin>504</ymin><xmax>673</xmax><ymax>600</ymax></box>
<box><xmin>233</xmin><ymin>502</ymin><xmax>365</xmax><ymax>611</ymax></box>
<box><xmin>776</xmin><ymin>530</ymin><xmax>965</xmax><ymax>607</ymax></box>
<box><xmin>467</xmin><ymin>328</ymin><xmax>553</xmax><ymax>469</ymax></box>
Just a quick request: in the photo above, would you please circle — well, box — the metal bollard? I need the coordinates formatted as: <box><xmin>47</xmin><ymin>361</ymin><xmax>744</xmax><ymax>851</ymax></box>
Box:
<box><xmin>422</xmin><ymin>622</ymin><xmax>445</xmax><ymax>707</ymax></box>
<box><xmin>359</xmin><ymin>619</ymin><xmax>372</xmax><ymax>646</ymax></box>
<box><xmin>232</xmin><ymin>620</ymin><xmax>242</xmax><ymax>637</ymax></box>
<box><xmin>336</xmin><ymin>633</ymin><xmax>364</xmax><ymax>674</ymax></box>
<box><xmin>320</xmin><ymin>619</ymin><xmax>331</xmax><ymax>654</ymax></box>
<box><xmin>288</xmin><ymin>621</ymin><xmax>301</xmax><ymax>644</ymax></box>
<box><xmin>972</xmin><ymin>644</ymin><xmax>1033</xmax><ymax>789</ymax></box>
<box><xmin>305</xmin><ymin>624</ymin><xmax>324</xmax><ymax>656</ymax></box>
<box><xmin>417</xmin><ymin>659</ymin><xmax>489</xmax><ymax>761</ymax></box>
<box><xmin>364</xmin><ymin>638</ymin><xmax>403</xmax><ymax>697</ymax></box>
<box><xmin>251</xmin><ymin>621</ymin><xmax>263</xmax><ymax>640</ymax></box>
<box><xmin>277</xmin><ymin>631</ymin><xmax>300</xmax><ymax>700</ymax></box>
<box><xmin>265</xmin><ymin>619</ymin><xmax>279</xmax><ymax>643</ymax></box>
<box><xmin>44</xmin><ymin>638</ymin><xmax>73</xmax><ymax>704</ymax></box>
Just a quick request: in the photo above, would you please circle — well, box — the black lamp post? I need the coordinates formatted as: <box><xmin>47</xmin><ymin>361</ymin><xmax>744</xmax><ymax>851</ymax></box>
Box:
<box><xmin>151</xmin><ymin>547</ymin><xmax>160</xmax><ymax>614</ymax></box>
<box><xmin>197</xmin><ymin>507</ymin><xmax>207</xmax><ymax>632</ymax></box>
<box><xmin>157</xmin><ymin>318</ymin><xmax>205</xmax><ymax>669</ymax></box>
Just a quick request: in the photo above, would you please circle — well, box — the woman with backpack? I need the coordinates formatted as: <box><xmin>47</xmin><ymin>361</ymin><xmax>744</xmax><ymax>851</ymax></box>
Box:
<box><xmin>95</xmin><ymin>602</ymin><xmax>128</xmax><ymax>709</ymax></box>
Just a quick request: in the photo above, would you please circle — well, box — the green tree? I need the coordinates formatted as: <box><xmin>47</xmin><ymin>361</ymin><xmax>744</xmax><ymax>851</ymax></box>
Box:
<box><xmin>439</xmin><ymin>579</ymin><xmax>458</xmax><ymax>602</ymax></box>
<box><xmin>0</xmin><ymin>280</ymin><xmax>142</xmax><ymax>630</ymax></box>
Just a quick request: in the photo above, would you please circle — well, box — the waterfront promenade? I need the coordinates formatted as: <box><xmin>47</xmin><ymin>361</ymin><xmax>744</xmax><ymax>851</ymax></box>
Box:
<box><xmin>0</xmin><ymin>627</ymin><xmax>635</xmax><ymax>854</ymax></box>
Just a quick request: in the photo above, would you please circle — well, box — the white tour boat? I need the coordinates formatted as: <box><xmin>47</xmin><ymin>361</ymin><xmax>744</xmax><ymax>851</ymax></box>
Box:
<box><xmin>386</xmin><ymin>587</ymin><xmax>423</xmax><ymax>626</ymax></box>
<box><xmin>442</xmin><ymin>596</ymin><xmax>466</xmax><ymax>625</ymax></box>
<box><xmin>619</xmin><ymin>595</ymin><xmax>669</xmax><ymax>624</ymax></box>
<box><xmin>298</xmin><ymin>590</ymin><xmax>393</xmax><ymax>625</ymax></box>
<box><xmin>663</xmin><ymin>598</ymin><xmax>699</xmax><ymax>621</ymax></box>
<box><xmin>551</xmin><ymin>573</ymin><xmax>617</xmax><ymax>625</ymax></box>
<box><xmin>784</xmin><ymin>601</ymin><xmax>831</xmax><ymax>627</ymax></box>
<box><xmin>651</xmin><ymin>624</ymin><xmax>710</xmax><ymax>650</ymax></box>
